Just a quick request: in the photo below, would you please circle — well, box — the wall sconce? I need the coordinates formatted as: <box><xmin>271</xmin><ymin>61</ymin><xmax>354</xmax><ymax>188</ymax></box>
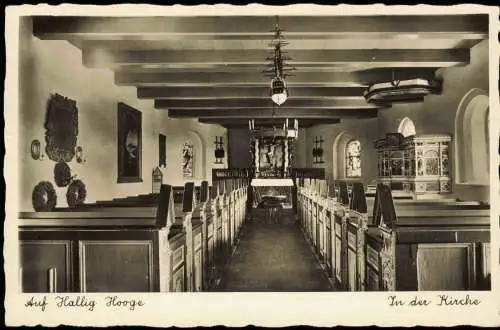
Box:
<box><xmin>312</xmin><ymin>136</ymin><xmax>324</xmax><ymax>164</ymax></box>
<box><xmin>75</xmin><ymin>146</ymin><xmax>86</xmax><ymax>164</ymax></box>
<box><xmin>30</xmin><ymin>139</ymin><xmax>45</xmax><ymax>161</ymax></box>
<box><xmin>214</xmin><ymin>136</ymin><xmax>225</xmax><ymax>164</ymax></box>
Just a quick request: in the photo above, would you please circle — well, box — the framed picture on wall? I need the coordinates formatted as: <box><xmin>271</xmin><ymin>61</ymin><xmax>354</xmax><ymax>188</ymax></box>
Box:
<box><xmin>117</xmin><ymin>102</ymin><xmax>142</xmax><ymax>183</ymax></box>
<box><xmin>159</xmin><ymin>134</ymin><xmax>166</xmax><ymax>167</ymax></box>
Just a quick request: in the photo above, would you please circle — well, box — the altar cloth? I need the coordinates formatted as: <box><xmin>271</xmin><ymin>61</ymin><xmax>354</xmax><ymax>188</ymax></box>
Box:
<box><xmin>251</xmin><ymin>178</ymin><xmax>294</xmax><ymax>187</ymax></box>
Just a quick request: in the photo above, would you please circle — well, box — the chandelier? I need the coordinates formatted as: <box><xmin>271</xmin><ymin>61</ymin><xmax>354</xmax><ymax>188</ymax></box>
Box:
<box><xmin>263</xmin><ymin>16</ymin><xmax>295</xmax><ymax>106</ymax></box>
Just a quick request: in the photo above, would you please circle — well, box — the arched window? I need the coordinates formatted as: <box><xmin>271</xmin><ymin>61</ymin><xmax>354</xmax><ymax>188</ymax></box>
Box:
<box><xmin>345</xmin><ymin>139</ymin><xmax>362</xmax><ymax>178</ymax></box>
<box><xmin>398</xmin><ymin>117</ymin><xmax>416</xmax><ymax>137</ymax></box>
<box><xmin>455</xmin><ymin>89</ymin><xmax>489</xmax><ymax>185</ymax></box>
<box><xmin>182</xmin><ymin>140</ymin><xmax>194</xmax><ymax>178</ymax></box>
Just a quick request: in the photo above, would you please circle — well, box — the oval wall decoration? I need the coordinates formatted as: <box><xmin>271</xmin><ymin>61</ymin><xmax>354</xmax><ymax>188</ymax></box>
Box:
<box><xmin>30</xmin><ymin>139</ymin><xmax>41</xmax><ymax>160</ymax></box>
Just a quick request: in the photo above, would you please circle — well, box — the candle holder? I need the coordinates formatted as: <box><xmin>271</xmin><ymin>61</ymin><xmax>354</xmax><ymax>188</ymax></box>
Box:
<box><xmin>214</xmin><ymin>136</ymin><xmax>225</xmax><ymax>164</ymax></box>
<box><xmin>312</xmin><ymin>136</ymin><xmax>324</xmax><ymax>164</ymax></box>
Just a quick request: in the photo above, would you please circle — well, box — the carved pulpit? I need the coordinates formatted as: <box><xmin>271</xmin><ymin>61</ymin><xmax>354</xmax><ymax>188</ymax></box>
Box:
<box><xmin>373</xmin><ymin>133</ymin><xmax>452</xmax><ymax>199</ymax></box>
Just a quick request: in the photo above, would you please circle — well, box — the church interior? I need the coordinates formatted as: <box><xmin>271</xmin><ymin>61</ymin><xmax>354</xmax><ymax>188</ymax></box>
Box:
<box><xmin>17</xmin><ymin>13</ymin><xmax>492</xmax><ymax>293</ymax></box>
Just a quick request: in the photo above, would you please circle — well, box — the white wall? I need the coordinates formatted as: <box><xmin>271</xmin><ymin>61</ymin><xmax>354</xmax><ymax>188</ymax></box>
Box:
<box><xmin>19</xmin><ymin>17</ymin><xmax>226</xmax><ymax>211</ymax></box>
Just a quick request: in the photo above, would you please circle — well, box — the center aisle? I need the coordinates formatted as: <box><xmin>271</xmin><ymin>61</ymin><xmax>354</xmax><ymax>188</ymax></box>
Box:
<box><xmin>214</xmin><ymin>215</ymin><xmax>333</xmax><ymax>292</ymax></box>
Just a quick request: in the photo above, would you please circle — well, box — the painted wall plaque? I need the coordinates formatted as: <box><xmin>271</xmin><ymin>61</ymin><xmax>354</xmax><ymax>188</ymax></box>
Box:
<box><xmin>44</xmin><ymin>93</ymin><xmax>78</xmax><ymax>163</ymax></box>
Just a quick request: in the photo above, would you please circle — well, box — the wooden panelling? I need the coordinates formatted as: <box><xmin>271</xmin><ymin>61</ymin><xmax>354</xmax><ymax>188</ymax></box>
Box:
<box><xmin>20</xmin><ymin>241</ymin><xmax>73</xmax><ymax>293</ymax></box>
<box><xmin>416</xmin><ymin>243</ymin><xmax>474</xmax><ymax>291</ymax></box>
<box><xmin>79</xmin><ymin>240</ymin><xmax>154</xmax><ymax>292</ymax></box>
<box><xmin>395</xmin><ymin>244</ymin><xmax>418</xmax><ymax>291</ymax></box>
<box><xmin>366</xmin><ymin>266</ymin><xmax>380</xmax><ymax>291</ymax></box>
<box><xmin>194</xmin><ymin>249</ymin><xmax>203</xmax><ymax>292</ymax></box>
<box><xmin>335</xmin><ymin>237</ymin><xmax>342</xmax><ymax>281</ymax></box>
<box><xmin>208</xmin><ymin>236</ymin><xmax>214</xmax><ymax>264</ymax></box>
<box><xmin>347</xmin><ymin>231</ymin><xmax>357</xmax><ymax>250</ymax></box>
<box><xmin>194</xmin><ymin>233</ymin><xmax>202</xmax><ymax>251</ymax></box>
<box><xmin>172</xmin><ymin>245</ymin><xmax>184</xmax><ymax>270</ymax></box>
<box><xmin>366</xmin><ymin>245</ymin><xmax>379</xmax><ymax>271</ymax></box>
<box><xmin>326</xmin><ymin>227</ymin><xmax>332</xmax><ymax>269</ymax></box>
<box><xmin>348</xmin><ymin>249</ymin><xmax>357</xmax><ymax>291</ymax></box>
<box><xmin>172</xmin><ymin>266</ymin><xmax>185</xmax><ymax>292</ymax></box>
<box><xmin>481</xmin><ymin>243</ymin><xmax>491</xmax><ymax>289</ymax></box>
<box><xmin>157</xmin><ymin>230</ymin><xmax>170</xmax><ymax>292</ymax></box>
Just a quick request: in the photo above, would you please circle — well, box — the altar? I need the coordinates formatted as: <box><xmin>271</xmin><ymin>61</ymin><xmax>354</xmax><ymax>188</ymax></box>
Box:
<box><xmin>251</xmin><ymin>178</ymin><xmax>293</xmax><ymax>210</ymax></box>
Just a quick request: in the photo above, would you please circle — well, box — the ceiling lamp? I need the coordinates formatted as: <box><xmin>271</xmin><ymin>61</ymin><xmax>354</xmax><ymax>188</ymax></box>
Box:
<box><xmin>263</xmin><ymin>16</ymin><xmax>295</xmax><ymax>106</ymax></box>
<box><xmin>364</xmin><ymin>71</ymin><xmax>441</xmax><ymax>106</ymax></box>
<box><xmin>271</xmin><ymin>77</ymin><xmax>288</xmax><ymax>106</ymax></box>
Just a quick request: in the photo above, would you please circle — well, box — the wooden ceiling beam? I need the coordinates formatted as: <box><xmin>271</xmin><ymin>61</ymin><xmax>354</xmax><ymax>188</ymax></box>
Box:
<box><xmin>33</xmin><ymin>15</ymin><xmax>488</xmax><ymax>38</ymax></box>
<box><xmin>155</xmin><ymin>98</ymin><xmax>376</xmax><ymax>109</ymax></box>
<box><xmin>137</xmin><ymin>86</ymin><xmax>366</xmax><ymax>99</ymax></box>
<box><xmin>76</xmin><ymin>37</ymin><xmax>485</xmax><ymax>51</ymax></box>
<box><xmin>85</xmin><ymin>48</ymin><xmax>469</xmax><ymax>68</ymax></box>
<box><xmin>198</xmin><ymin>117</ymin><xmax>341</xmax><ymax>128</ymax></box>
<box><xmin>167</xmin><ymin>108</ymin><xmax>379</xmax><ymax>118</ymax></box>
<box><xmin>118</xmin><ymin>68</ymin><xmax>437</xmax><ymax>87</ymax></box>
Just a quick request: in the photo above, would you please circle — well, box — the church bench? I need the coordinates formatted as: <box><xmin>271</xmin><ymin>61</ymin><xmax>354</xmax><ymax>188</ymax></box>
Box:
<box><xmin>296</xmin><ymin>178</ymin><xmax>368</xmax><ymax>291</ymax></box>
<box><xmin>19</xmin><ymin>178</ymin><xmax>248</xmax><ymax>293</ymax></box>
<box><xmin>296</xmin><ymin>178</ymin><xmax>491</xmax><ymax>292</ymax></box>
<box><xmin>364</xmin><ymin>183</ymin><xmax>491</xmax><ymax>291</ymax></box>
<box><xmin>202</xmin><ymin>176</ymin><xmax>249</xmax><ymax>289</ymax></box>
<box><xmin>19</xmin><ymin>184</ymin><xmax>183</xmax><ymax>293</ymax></box>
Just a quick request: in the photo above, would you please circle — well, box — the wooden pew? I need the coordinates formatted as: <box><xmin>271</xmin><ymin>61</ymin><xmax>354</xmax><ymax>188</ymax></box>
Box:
<box><xmin>218</xmin><ymin>180</ymin><xmax>231</xmax><ymax>257</ymax></box>
<box><xmin>19</xmin><ymin>184</ymin><xmax>186</xmax><ymax>293</ymax></box>
<box><xmin>324</xmin><ymin>180</ymin><xmax>336</xmax><ymax>276</ymax></box>
<box><xmin>211</xmin><ymin>180</ymin><xmax>226</xmax><ymax>282</ymax></box>
<box><xmin>198</xmin><ymin>181</ymin><xmax>211</xmax><ymax>291</ymax></box>
<box><xmin>180</xmin><ymin>182</ymin><xmax>204</xmax><ymax>292</ymax></box>
<box><xmin>332</xmin><ymin>180</ymin><xmax>349</xmax><ymax>290</ymax></box>
<box><xmin>297</xmin><ymin>178</ymin><xmax>371</xmax><ymax>291</ymax></box>
<box><xmin>205</xmin><ymin>176</ymin><xmax>249</xmax><ymax>288</ymax></box>
<box><xmin>365</xmin><ymin>183</ymin><xmax>491</xmax><ymax>291</ymax></box>
<box><xmin>317</xmin><ymin>179</ymin><xmax>329</xmax><ymax>266</ymax></box>
<box><xmin>205</xmin><ymin>180</ymin><xmax>221</xmax><ymax>288</ymax></box>
<box><xmin>345</xmin><ymin>182</ymin><xmax>368</xmax><ymax>292</ymax></box>
<box><xmin>19</xmin><ymin>177</ymin><xmax>253</xmax><ymax>293</ymax></box>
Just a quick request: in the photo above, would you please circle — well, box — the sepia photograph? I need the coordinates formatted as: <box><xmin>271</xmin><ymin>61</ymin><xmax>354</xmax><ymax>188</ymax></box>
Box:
<box><xmin>4</xmin><ymin>3</ymin><xmax>500</xmax><ymax>327</ymax></box>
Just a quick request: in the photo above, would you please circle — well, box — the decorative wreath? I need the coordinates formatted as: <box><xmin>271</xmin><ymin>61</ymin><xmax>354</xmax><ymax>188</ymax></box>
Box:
<box><xmin>54</xmin><ymin>161</ymin><xmax>72</xmax><ymax>187</ymax></box>
<box><xmin>66</xmin><ymin>179</ymin><xmax>87</xmax><ymax>207</ymax></box>
<box><xmin>32</xmin><ymin>181</ymin><xmax>57</xmax><ymax>212</ymax></box>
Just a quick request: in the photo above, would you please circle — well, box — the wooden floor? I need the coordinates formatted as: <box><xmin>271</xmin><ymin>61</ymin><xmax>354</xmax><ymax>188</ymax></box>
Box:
<box><xmin>214</xmin><ymin>213</ymin><xmax>333</xmax><ymax>292</ymax></box>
